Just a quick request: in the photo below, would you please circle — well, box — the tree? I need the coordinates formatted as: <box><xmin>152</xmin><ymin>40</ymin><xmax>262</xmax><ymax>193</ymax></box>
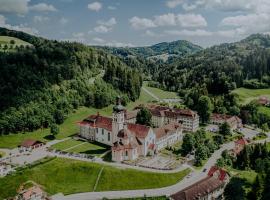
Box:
<box><xmin>50</xmin><ymin>123</ymin><xmax>59</xmax><ymax>136</ymax></box>
<box><xmin>10</xmin><ymin>39</ymin><xmax>15</xmax><ymax>45</ymax></box>
<box><xmin>197</xmin><ymin>96</ymin><xmax>212</xmax><ymax>123</ymax></box>
<box><xmin>249</xmin><ymin>175</ymin><xmax>264</xmax><ymax>200</ymax></box>
<box><xmin>181</xmin><ymin>133</ymin><xmax>195</xmax><ymax>156</ymax></box>
<box><xmin>136</xmin><ymin>107</ymin><xmax>152</xmax><ymax>126</ymax></box>
<box><xmin>216</xmin><ymin>158</ymin><xmax>226</xmax><ymax>167</ymax></box>
<box><xmin>213</xmin><ymin>134</ymin><xmax>224</xmax><ymax>145</ymax></box>
<box><xmin>219</xmin><ymin>122</ymin><xmax>231</xmax><ymax>136</ymax></box>
<box><xmin>261</xmin><ymin>123</ymin><xmax>269</xmax><ymax>133</ymax></box>
<box><xmin>224</xmin><ymin>177</ymin><xmax>246</xmax><ymax>200</ymax></box>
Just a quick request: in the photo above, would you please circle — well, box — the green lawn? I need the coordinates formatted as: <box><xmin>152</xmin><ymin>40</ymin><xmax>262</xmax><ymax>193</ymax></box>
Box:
<box><xmin>258</xmin><ymin>106</ymin><xmax>270</xmax><ymax>117</ymax></box>
<box><xmin>51</xmin><ymin>138</ymin><xmax>84</xmax><ymax>151</ymax></box>
<box><xmin>0</xmin><ymin>158</ymin><xmax>190</xmax><ymax>199</ymax></box>
<box><xmin>143</xmin><ymin>82</ymin><xmax>180</xmax><ymax>100</ymax></box>
<box><xmin>66</xmin><ymin>142</ymin><xmax>108</xmax><ymax>156</ymax></box>
<box><xmin>110</xmin><ymin>196</ymin><xmax>168</xmax><ymax>200</ymax></box>
<box><xmin>232</xmin><ymin>88</ymin><xmax>270</xmax><ymax>104</ymax></box>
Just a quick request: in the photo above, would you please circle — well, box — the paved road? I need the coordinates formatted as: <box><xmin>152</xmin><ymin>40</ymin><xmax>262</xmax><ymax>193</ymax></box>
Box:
<box><xmin>52</xmin><ymin>136</ymin><xmax>270</xmax><ymax>200</ymax></box>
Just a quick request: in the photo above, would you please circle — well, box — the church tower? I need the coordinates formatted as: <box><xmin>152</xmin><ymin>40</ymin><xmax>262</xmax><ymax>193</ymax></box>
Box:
<box><xmin>112</xmin><ymin>96</ymin><xmax>125</xmax><ymax>143</ymax></box>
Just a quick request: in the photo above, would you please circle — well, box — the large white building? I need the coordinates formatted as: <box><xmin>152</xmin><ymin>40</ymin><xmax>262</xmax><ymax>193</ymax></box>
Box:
<box><xmin>78</xmin><ymin>98</ymin><xmax>183</xmax><ymax>162</ymax></box>
<box><xmin>143</xmin><ymin>105</ymin><xmax>199</xmax><ymax>132</ymax></box>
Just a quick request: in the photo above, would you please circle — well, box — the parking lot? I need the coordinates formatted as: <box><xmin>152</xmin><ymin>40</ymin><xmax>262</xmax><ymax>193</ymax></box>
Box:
<box><xmin>239</xmin><ymin>127</ymin><xmax>260</xmax><ymax>139</ymax></box>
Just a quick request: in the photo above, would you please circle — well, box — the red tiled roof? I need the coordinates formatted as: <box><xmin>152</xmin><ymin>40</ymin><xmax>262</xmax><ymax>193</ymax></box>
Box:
<box><xmin>154</xmin><ymin>122</ymin><xmax>181</xmax><ymax>139</ymax></box>
<box><xmin>171</xmin><ymin>176</ymin><xmax>225</xmax><ymax>200</ymax></box>
<box><xmin>208</xmin><ymin>166</ymin><xmax>228</xmax><ymax>181</ymax></box>
<box><xmin>78</xmin><ymin>114</ymin><xmax>113</xmax><ymax>131</ymax></box>
<box><xmin>235</xmin><ymin>138</ymin><xmax>248</xmax><ymax>146</ymax></box>
<box><xmin>127</xmin><ymin>123</ymin><xmax>150</xmax><ymax>138</ymax></box>
<box><xmin>21</xmin><ymin>139</ymin><xmax>43</xmax><ymax>148</ymax></box>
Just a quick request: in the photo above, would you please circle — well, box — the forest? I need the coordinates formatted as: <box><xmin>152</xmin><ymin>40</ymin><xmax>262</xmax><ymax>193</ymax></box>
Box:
<box><xmin>0</xmin><ymin>28</ymin><xmax>142</xmax><ymax>134</ymax></box>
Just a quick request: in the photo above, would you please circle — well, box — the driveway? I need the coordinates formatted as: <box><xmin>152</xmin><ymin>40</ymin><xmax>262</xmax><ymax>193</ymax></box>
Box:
<box><xmin>239</xmin><ymin>127</ymin><xmax>260</xmax><ymax>139</ymax></box>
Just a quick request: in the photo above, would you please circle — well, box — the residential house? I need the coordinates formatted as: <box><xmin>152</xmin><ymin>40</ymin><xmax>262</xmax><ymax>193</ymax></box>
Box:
<box><xmin>233</xmin><ymin>137</ymin><xmax>249</xmax><ymax>155</ymax></box>
<box><xmin>210</xmin><ymin>113</ymin><xmax>243</xmax><ymax>131</ymax></box>
<box><xmin>14</xmin><ymin>183</ymin><xmax>50</xmax><ymax>200</ymax></box>
<box><xmin>258</xmin><ymin>96</ymin><xmax>270</xmax><ymax>106</ymax></box>
<box><xmin>20</xmin><ymin>140</ymin><xmax>45</xmax><ymax>151</ymax></box>
<box><xmin>171</xmin><ymin>166</ymin><xmax>229</xmax><ymax>200</ymax></box>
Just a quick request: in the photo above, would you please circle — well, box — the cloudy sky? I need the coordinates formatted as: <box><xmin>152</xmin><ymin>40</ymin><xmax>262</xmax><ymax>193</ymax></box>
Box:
<box><xmin>0</xmin><ymin>0</ymin><xmax>270</xmax><ymax>47</ymax></box>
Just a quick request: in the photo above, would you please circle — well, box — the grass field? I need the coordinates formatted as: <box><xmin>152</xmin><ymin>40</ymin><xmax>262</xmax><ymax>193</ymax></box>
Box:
<box><xmin>143</xmin><ymin>82</ymin><xmax>180</xmax><ymax>100</ymax></box>
<box><xmin>267</xmin><ymin>142</ymin><xmax>270</xmax><ymax>151</ymax></box>
<box><xmin>0</xmin><ymin>86</ymin><xmax>156</xmax><ymax>149</ymax></box>
<box><xmin>0</xmin><ymin>36</ymin><xmax>32</xmax><ymax>51</ymax></box>
<box><xmin>258</xmin><ymin>106</ymin><xmax>270</xmax><ymax>117</ymax></box>
<box><xmin>0</xmin><ymin>158</ymin><xmax>190</xmax><ymax>199</ymax></box>
<box><xmin>51</xmin><ymin>138</ymin><xmax>108</xmax><ymax>156</ymax></box>
<box><xmin>0</xmin><ymin>151</ymin><xmax>5</xmax><ymax>158</ymax></box>
<box><xmin>232</xmin><ymin>88</ymin><xmax>270</xmax><ymax>104</ymax></box>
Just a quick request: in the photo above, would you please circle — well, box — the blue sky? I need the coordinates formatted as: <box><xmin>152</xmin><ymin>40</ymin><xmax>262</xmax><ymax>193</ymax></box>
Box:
<box><xmin>0</xmin><ymin>0</ymin><xmax>270</xmax><ymax>47</ymax></box>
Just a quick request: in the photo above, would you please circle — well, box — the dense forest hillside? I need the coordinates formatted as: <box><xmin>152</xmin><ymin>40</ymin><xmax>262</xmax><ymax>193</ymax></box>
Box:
<box><xmin>0</xmin><ymin>27</ymin><xmax>142</xmax><ymax>134</ymax></box>
<box><xmin>157</xmin><ymin>34</ymin><xmax>270</xmax><ymax>94</ymax></box>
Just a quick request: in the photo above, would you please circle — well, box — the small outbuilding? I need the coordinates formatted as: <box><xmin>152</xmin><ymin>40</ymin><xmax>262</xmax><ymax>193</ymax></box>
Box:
<box><xmin>20</xmin><ymin>139</ymin><xmax>45</xmax><ymax>151</ymax></box>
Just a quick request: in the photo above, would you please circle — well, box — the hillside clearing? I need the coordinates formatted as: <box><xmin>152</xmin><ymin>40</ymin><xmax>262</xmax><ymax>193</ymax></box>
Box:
<box><xmin>232</xmin><ymin>88</ymin><xmax>270</xmax><ymax>104</ymax></box>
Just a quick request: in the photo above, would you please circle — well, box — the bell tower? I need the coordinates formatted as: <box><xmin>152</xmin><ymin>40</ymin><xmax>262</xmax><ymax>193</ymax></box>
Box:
<box><xmin>112</xmin><ymin>96</ymin><xmax>125</xmax><ymax>143</ymax></box>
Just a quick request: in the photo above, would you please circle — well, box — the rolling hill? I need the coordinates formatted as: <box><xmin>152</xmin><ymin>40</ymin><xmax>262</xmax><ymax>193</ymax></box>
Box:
<box><xmin>0</xmin><ymin>27</ymin><xmax>142</xmax><ymax>134</ymax></box>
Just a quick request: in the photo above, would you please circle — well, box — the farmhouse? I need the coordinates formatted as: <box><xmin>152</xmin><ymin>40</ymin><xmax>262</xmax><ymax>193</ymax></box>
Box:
<box><xmin>141</xmin><ymin>104</ymin><xmax>199</xmax><ymax>132</ymax></box>
<box><xmin>171</xmin><ymin>166</ymin><xmax>229</xmax><ymax>200</ymax></box>
<box><xmin>20</xmin><ymin>139</ymin><xmax>45</xmax><ymax>151</ymax></box>
<box><xmin>233</xmin><ymin>137</ymin><xmax>249</xmax><ymax>155</ymax></box>
<box><xmin>13</xmin><ymin>183</ymin><xmax>50</xmax><ymax>200</ymax></box>
<box><xmin>210</xmin><ymin>113</ymin><xmax>243</xmax><ymax>131</ymax></box>
<box><xmin>78</xmin><ymin>98</ymin><xmax>183</xmax><ymax>162</ymax></box>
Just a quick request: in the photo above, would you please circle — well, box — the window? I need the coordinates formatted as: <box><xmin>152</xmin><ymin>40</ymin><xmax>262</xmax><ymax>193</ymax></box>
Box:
<box><xmin>108</xmin><ymin>132</ymin><xmax>111</xmax><ymax>141</ymax></box>
<box><xmin>125</xmin><ymin>151</ymin><xmax>128</xmax><ymax>156</ymax></box>
<box><xmin>102</xmin><ymin>129</ymin><xmax>104</xmax><ymax>135</ymax></box>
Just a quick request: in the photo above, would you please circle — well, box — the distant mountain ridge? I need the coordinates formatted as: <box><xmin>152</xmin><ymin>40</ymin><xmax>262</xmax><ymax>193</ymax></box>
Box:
<box><xmin>97</xmin><ymin>40</ymin><xmax>202</xmax><ymax>62</ymax></box>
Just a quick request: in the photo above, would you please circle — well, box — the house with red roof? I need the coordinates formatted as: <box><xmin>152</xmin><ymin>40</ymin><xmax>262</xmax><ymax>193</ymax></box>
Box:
<box><xmin>171</xmin><ymin>166</ymin><xmax>229</xmax><ymax>200</ymax></box>
<box><xmin>210</xmin><ymin>113</ymin><xmax>243</xmax><ymax>131</ymax></box>
<box><xmin>78</xmin><ymin>98</ymin><xmax>183</xmax><ymax>162</ymax></box>
<box><xmin>19</xmin><ymin>139</ymin><xmax>45</xmax><ymax>151</ymax></box>
<box><xmin>258</xmin><ymin>96</ymin><xmax>270</xmax><ymax>106</ymax></box>
<box><xmin>233</xmin><ymin>137</ymin><xmax>249</xmax><ymax>155</ymax></box>
<box><xmin>13</xmin><ymin>182</ymin><xmax>50</xmax><ymax>200</ymax></box>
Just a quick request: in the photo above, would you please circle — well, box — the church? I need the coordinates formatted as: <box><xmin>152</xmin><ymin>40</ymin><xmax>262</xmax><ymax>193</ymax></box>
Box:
<box><xmin>78</xmin><ymin>97</ymin><xmax>183</xmax><ymax>162</ymax></box>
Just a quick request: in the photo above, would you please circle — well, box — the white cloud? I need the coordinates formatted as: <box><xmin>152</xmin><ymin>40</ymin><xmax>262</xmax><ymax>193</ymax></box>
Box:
<box><xmin>129</xmin><ymin>16</ymin><xmax>156</xmax><ymax>30</ymax></box>
<box><xmin>33</xmin><ymin>15</ymin><xmax>49</xmax><ymax>23</ymax></box>
<box><xmin>93</xmin><ymin>17</ymin><xmax>117</xmax><ymax>33</ymax></box>
<box><xmin>72</xmin><ymin>32</ymin><xmax>85</xmax><ymax>38</ymax></box>
<box><xmin>108</xmin><ymin>6</ymin><xmax>116</xmax><ymax>10</ymax></box>
<box><xmin>177</xmin><ymin>14</ymin><xmax>207</xmax><ymax>27</ymax></box>
<box><xmin>93</xmin><ymin>37</ymin><xmax>105</xmax><ymax>43</ymax></box>
<box><xmin>144</xmin><ymin>30</ymin><xmax>161</xmax><ymax>37</ymax></box>
<box><xmin>0</xmin><ymin>0</ymin><xmax>29</xmax><ymax>14</ymax></box>
<box><xmin>166</xmin><ymin>0</ymin><xmax>183</xmax><ymax>8</ymax></box>
<box><xmin>94</xmin><ymin>25</ymin><xmax>111</xmax><ymax>33</ymax></box>
<box><xmin>154</xmin><ymin>13</ymin><xmax>176</xmax><ymax>26</ymax></box>
<box><xmin>130</xmin><ymin>13</ymin><xmax>207</xmax><ymax>30</ymax></box>
<box><xmin>165</xmin><ymin>29</ymin><xmax>213</xmax><ymax>36</ymax></box>
<box><xmin>88</xmin><ymin>2</ymin><xmax>102</xmax><ymax>12</ymax></box>
<box><xmin>29</xmin><ymin>3</ymin><xmax>57</xmax><ymax>12</ymax></box>
<box><xmin>59</xmin><ymin>17</ymin><xmax>68</xmax><ymax>25</ymax></box>
<box><xmin>104</xmin><ymin>41</ymin><xmax>134</xmax><ymax>47</ymax></box>
<box><xmin>97</xmin><ymin>17</ymin><xmax>117</xmax><ymax>27</ymax></box>
<box><xmin>0</xmin><ymin>14</ymin><xmax>39</xmax><ymax>35</ymax></box>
